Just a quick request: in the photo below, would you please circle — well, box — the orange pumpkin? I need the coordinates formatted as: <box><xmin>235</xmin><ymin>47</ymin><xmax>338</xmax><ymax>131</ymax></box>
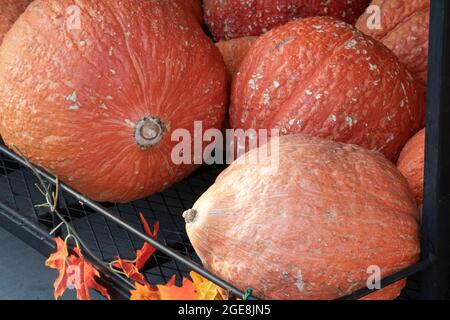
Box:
<box><xmin>0</xmin><ymin>0</ymin><xmax>227</xmax><ymax>203</ymax></box>
<box><xmin>184</xmin><ymin>134</ymin><xmax>420</xmax><ymax>300</ymax></box>
<box><xmin>216</xmin><ymin>36</ymin><xmax>258</xmax><ymax>81</ymax></box>
<box><xmin>230</xmin><ymin>17</ymin><xmax>425</xmax><ymax>161</ymax></box>
<box><xmin>356</xmin><ymin>0</ymin><xmax>430</xmax><ymax>88</ymax></box>
<box><xmin>204</xmin><ymin>0</ymin><xmax>372</xmax><ymax>41</ymax></box>
<box><xmin>0</xmin><ymin>0</ymin><xmax>31</xmax><ymax>44</ymax></box>
<box><xmin>397</xmin><ymin>129</ymin><xmax>425</xmax><ymax>206</ymax></box>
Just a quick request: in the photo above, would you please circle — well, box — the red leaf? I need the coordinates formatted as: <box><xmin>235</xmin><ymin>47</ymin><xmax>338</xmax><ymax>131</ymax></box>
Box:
<box><xmin>112</xmin><ymin>258</ymin><xmax>145</xmax><ymax>283</ymax></box>
<box><xmin>68</xmin><ymin>248</ymin><xmax>111</xmax><ymax>300</ymax></box>
<box><xmin>135</xmin><ymin>213</ymin><xmax>159</xmax><ymax>270</ymax></box>
<box><xmin>45</xmin><ymin>237</ymin><xmax>69</xmax><ymax>300</ymax></box>
<box><xmin>45</xmin><ymin>238</ymin><xmax>110</xmax><ymax>300</ymax></box>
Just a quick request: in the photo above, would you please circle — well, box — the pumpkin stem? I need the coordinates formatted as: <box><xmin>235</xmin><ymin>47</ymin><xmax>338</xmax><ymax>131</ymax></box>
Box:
<box><xmin>183</xmin><ymin>209</ymin><xmax>198</xmax><ymax>224</ymax></box>
<box><xmin>134</xmin><ymin>116</ymin><xmax>166</xmax><ymax>149</ymax></box>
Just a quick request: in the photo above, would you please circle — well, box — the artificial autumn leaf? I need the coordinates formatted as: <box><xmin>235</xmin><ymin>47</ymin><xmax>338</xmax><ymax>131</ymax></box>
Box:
<box><xmin>135</xmin><ymin>213</ymin><xmax>159</xmax><ymax>270</ymax></box>
<box><xmin>68</xmin><ymin>247</ymin><xmax>111</xmax><ymax>300</ymax></box>
<box><xmin>157</xmin><ymin>275</ymin><xmax>198</xmax><ymax>300</ymax></box>
<box><xmin>130</xmin><ymin>282</ymin><xmax>160</xmax><ymax>300</ymax></box>
<box><xmin>112</xmin><ymin>258</ymin><xmax>145</xmax><ymax>283</ymax></box>
<box><xmin>190</xmin><ymin>271</ymin><xmax>228</xmax><ymax>300</ymax></box>
<box><xmin>45</xmin><ymin>238</ymin><xmax>110</xmax><ymax>301</ymax></box>
<box><xmin>45</xmin><ymin>237</ymin><xmax>69</xmax><ymax>300</ymax></box>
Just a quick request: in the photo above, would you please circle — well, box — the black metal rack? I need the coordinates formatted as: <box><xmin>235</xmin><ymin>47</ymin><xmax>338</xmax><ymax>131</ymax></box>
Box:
<box><xmin>0</xmin><ymin>0</ymin><xmax>449</xmax><ymax>300</ymax></box>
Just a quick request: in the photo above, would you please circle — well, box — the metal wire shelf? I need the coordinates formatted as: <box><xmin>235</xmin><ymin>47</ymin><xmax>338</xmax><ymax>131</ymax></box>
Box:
<box><xmin>0</xmin><ymin>0</ymin><xmax>449</xmax><ymax>302</ymax></box>
<box><xmin>0</xmin><ymin>141</ymin><xmax>428</xmax><ymax>300</ymax></box>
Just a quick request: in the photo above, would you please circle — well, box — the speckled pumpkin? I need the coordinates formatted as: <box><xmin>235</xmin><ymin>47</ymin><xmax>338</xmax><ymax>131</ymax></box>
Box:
<box><xmin>177</xmin><ymin>0</ymin><xmax>203</xmax><ymax>24</ymax></box>
<box><xmin>0</xmin><ymin>0</ymin><xmax>227</xmax><ymax>203</ymax></box>
<box><xmin>397</xmin><ymin>129</ymin><xmax>425</xmax><ymax>206</ymax></box>
<box><xmin>230</xmin><ymin>17</ymin><xmax>425</xmax><ymax>161</ymax></box>
<box><xmin>0</xmin><ymin>0</ymin><xmax>31</xmax><ymax>44</ymax></box>
<box><xmin>204</xmin><ymin>0</ymin><xmax>372</xmax><ymax>41</ymax></box>
<box><xmin>357</xmin><ymin>0</ymin><xmax>430</xmax><ymax>88</ymax></box>
<box><xmin>184</xmin><ymin>134</ymin><xmax>420</xmax><ymax>300</ymax></box>
<box><xmin>216</xmin><ymin>36</ymin><xmax>258</xmax><ymax>81</ymax></box>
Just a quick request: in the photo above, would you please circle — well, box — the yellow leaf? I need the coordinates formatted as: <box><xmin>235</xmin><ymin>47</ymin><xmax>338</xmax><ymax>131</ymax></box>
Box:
<box><xmin>190</xmin><ymin>272</ymin><xmax>228</xmax><ymax>300</ymax></box>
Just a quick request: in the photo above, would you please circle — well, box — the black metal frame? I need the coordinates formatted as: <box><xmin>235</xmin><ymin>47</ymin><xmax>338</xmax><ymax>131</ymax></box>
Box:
<box><xmin>0</xmin><ymin>0</ymin><xmax>449</xmax><ymax>300</ymax></box>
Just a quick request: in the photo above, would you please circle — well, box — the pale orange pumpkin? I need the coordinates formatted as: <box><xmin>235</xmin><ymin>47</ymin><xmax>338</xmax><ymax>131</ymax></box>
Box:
<box><xmin>0</xmin><ymin>0</ymin><xmax>32</xmax><ymax>44</ymax></box>
<box><xmin>215</xmin><ymin>36</ymin><xmax>257</xmax><ymax>81</ymax></box>
<box><xmin>184</xmin><ymin>134</ymin><xmax>420</xmax><ymax>300</ymax></box>
<box><xmin>397</xmin><ymin>129</ymin><xmax>425</xmax><ymax>206</ymax></box>
<box><xmin>0</xmin><ymin>0</ymin><xmax>228</xmax><ymax>203</ymax></box>
<box><xmin>356</xmin><ymin>0</ymin><xmax>430</xmax><ymax>88</ymax></box>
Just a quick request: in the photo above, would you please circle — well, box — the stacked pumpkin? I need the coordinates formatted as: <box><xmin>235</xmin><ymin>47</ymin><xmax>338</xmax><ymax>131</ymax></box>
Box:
<box><xmin>0</xmin><ymin>0</ymin><xmax>228</xmax><ymax>203</ymax></box>
<box><xmin>0</xmin><ymin>0</ymin><xmax>429</xmax><ymax>300</ymax></box>
<box><xmin>0</xmin><ymin>0</ymin><xmax>32</xmax><ymax>44</ymax></box>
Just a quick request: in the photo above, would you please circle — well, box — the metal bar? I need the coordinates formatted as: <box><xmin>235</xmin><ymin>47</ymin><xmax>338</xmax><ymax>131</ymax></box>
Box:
<box><xmin>0</xmin><ymin>144</ymin><xmax>254</xmax><ymax>300</ymax></box>
<box><xmin>421</xmin><ymin>0</ymin><xmax>450</xmax><ymax>300</ymax></box>
<box><xmin>0</xmin><ymin>201</ymin><xmax>55</xmax><ymax>256</ymax></box>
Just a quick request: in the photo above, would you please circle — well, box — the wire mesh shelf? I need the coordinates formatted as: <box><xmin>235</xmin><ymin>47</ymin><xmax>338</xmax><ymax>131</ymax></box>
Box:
<box><xmin>0</xmin><ymin>139</ymin><xmax>427</xmax><ymax>300</ymax></box>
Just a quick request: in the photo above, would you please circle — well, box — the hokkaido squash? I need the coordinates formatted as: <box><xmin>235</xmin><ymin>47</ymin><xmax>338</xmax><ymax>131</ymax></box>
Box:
<box><xmin>203</xmin><ymin>0</ymin><xmax>372</xmax><ymax>41</ymax></box>
<box><xmin>356</xmin><ymin>0</ymin><xmax>430</xmax><ymax>88</ymax></box>
<box><xmin>0</xmin><ymin>0</ymin><xmax>228</xmax><ymax>203</ymax></box>
<box><xmin>397</xmin><ymin>129</ymin><xmax>425</xmax><ymax>206</ymax></box>
<box><xmin>216</xmin><ymin>36</ymin><xmax>258</xmax><ymax>81</ymax></box>
<box><xmin>184</xmin><ymin>134</ymin><xmax>420</xmax><ymax>300</ymax></box>
<box><xmin>177</xmin><ymin>0</ymin><xmax>203</xmax><ymax>25</ymax></box>
<box><xmin>0</xmin><ymin>0</ymin><xmax>31</xmax><ymax>44</ymax></box>
<box><xmin>230</xmin><ymin>17</ymin><xmax>425</xmax><ymax>161</ymax></box>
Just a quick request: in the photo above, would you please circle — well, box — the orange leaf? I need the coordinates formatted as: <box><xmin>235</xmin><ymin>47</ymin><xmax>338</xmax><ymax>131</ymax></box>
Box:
<box><xmin>45</xmin><ymin>237</ymin><xmax>69</xmax><ymax>300</ymax></box>
<box><xmin>130</xmin><ymin>282</ymin><xmax>160</xmax><ymax>300</ymax></box>
<box><xmin>135</xmin><ymin>214</ymin><xmax>159</xmax><ymax>270</ymax></box>
<box><xmin>112</xmin><ymin>258</ymin><xmax>145</xmax><ymax>284</ymax></box>
<box><xmin>45</xmin><ymin>238</ymin><xmax>110</xmax><ymax>300</ymax></box>
<box><xmin>68</xmin><ymin>247</ymin><xmax>111</xmax><ymax>300</ymax></box>
<box><xmin>157</xmin><ymin>275</ymin><xmax>198</xmax><ymax>300</ymax></box>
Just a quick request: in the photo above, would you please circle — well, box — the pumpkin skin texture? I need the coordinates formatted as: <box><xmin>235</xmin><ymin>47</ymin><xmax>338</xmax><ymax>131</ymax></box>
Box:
<box><xmin>177</xmin><ymin>0</ymin><xmax>203</xmax><ymax>24</ymax></box>
<box><xmin>0</xmin><ymin>0</ymin><xmax>31</xmax><ymax>44</ymax></box>
<box><xmin>216</xmin><ymin>36</ymin><xmax>258</xmax><ymax>82</ymax></box>
<box><xmin>0</xmin><ymin>0</ymin><xmax>228</xmax><ymax>203</ymax></box>
<box><xmin>356</xmin><ymin>0</ymin><xmax>430</xmax><ymax>88</ymax></box>
<box><xmin>230</xmin><ymin>17</ymin><xmax>425</xmax><ymax>161</ymax></box>
<box><xmin>397</xmin><ymin>129</ymin><xmax>425</xmax><ymax>206</ymax></box>
<box><xmin>203</xmin><ymin>0</ymin><xmax>372</xmax><ymax>41</ymax></box>
<box><xmin>184</xmin><ymin>134</ymin><xmax>420</xmax><ymax>300</ymax></box>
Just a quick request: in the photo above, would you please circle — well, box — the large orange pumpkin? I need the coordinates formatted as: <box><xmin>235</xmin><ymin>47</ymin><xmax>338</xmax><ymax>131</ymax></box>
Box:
<box><xmin>184</xmin><ymin>134</ymin><xmax>420</xmax><ymax>300</ymax></box>
<box><xmin>397</xmin><ymin>129</ymin><xmax>425</xmax><ymax>206</ymax></box>
<box><xmin>0</xmin><ymin>0</ymin><xmax>31</xmax><ymax>44</ymax></box>
<box><xmin>216</xmin><ymin>36</ymin><xmax>258</xmax><ymax>81</ymax></box>
<box><xmin>356</xmin><ymin>0</ymin><xmax>430</xmax><ymax>88</ymax></box>
<box><xmin>204</xmin><ymin>0</ymin><xmax>372</xmax><ymax>41</ymax></box>
<box><xmin>0</xmin><ymin>0</ymin><xmax>228</xmax><ymax>203</ymax></box>
<box><xmin>230</xmin><ymin>17</ymin><xmax>425</xmax><ymax>161</ymax></box>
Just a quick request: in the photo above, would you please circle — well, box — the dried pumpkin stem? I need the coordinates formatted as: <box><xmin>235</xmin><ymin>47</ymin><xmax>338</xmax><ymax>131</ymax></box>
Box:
<box><xmin>183</xmin><ymin>209</ymin><xmax>198</xmax><ymax>224</ymax></box>
<box><xmin>134</xmin><ymin>116</ymin><xmax>166</xmax><ymax>150</ymax></box>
